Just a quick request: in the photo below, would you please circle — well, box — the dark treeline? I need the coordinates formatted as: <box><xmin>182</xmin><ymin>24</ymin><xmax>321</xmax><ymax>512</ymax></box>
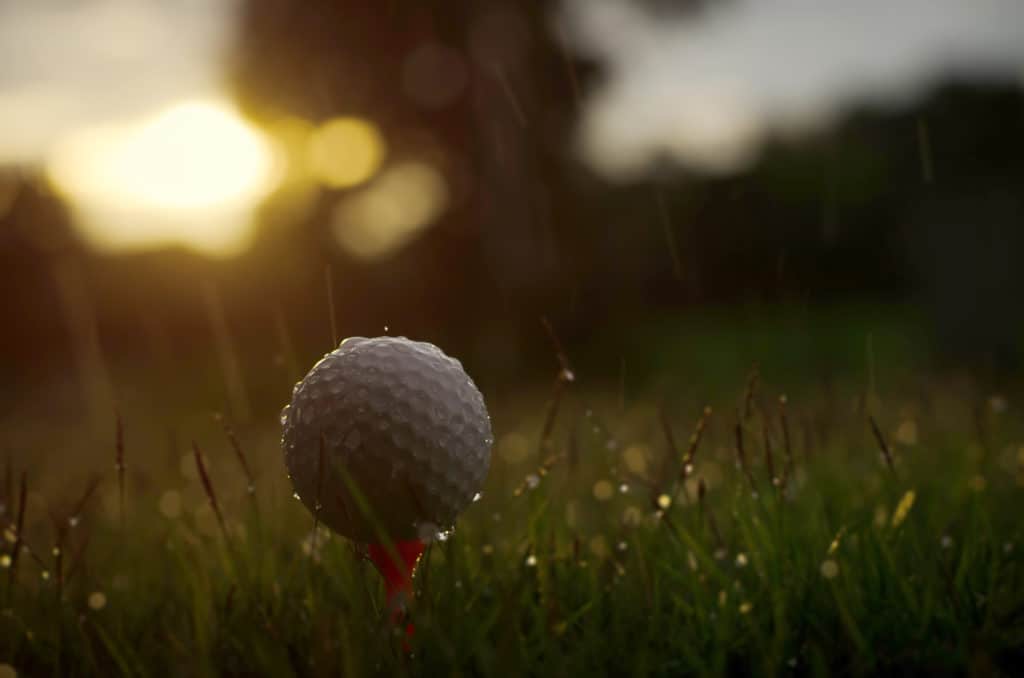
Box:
<box><xmin>2</xmin><ymin>1</ymin><xmax>1022</xmax><ymax>387</ymax></box>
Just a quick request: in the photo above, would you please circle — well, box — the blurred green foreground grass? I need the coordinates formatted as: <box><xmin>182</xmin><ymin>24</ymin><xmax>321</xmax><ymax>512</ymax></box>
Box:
<box><xmin>1</xmin><ymin>306</ymin><xmax>1023</xmax><ymax>676</ymax></box>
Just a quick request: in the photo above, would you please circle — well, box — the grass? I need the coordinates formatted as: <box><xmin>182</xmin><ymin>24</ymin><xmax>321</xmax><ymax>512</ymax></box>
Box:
<box><xmin>1</xmin><ymin>311</ymin><xmax>1023</xmax><ymax>676</ymax></box>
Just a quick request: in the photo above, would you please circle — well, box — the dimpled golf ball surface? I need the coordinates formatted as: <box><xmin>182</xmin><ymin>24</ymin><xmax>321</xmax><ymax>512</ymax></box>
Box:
<box><xmin>282</xmin><ymin>336</ymin><xmax>492</xmax><ymax>542</ymax></box>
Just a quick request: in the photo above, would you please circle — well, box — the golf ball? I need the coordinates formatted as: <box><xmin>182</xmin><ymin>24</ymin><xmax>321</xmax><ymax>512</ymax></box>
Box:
<box><xmin>282</xmin><ymin>336</ymin><xmax>493</xmax><ymax>542</ymax></box>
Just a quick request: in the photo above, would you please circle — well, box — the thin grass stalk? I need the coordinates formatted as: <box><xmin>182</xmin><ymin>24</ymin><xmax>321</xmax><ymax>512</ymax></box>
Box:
<box><xmin>192</xmin><ymin>441</ymin><xmax>229</xmax><ymax>541</ymax></box>
<box><xmin>868</xmin><ymin>415</ymin><xmax>897</xmax><ymax>477</ymax></box>
<box><xmin>325</xmin><ymin>265</ymin><xmax>338</xmax><ymax>348</ymax></box>
<box><xmin>659</xmin><ymin>404</ymin><xmax>680</xmax><ymax>474</ymax></box>
<box><xmin>763</xmin><ymin>420</ymin><xmax>777</xmax><ymax>488</ymax></box>
<box><xmin>312</xmin><ymin>431</ymin><xmax>326</xmax><ymax>552</ymax></box>
<box><xmin>271</xmin><ymin>301</ymin><xmax>301</xmax><ymax>383</ymax></box>
<box><xmin>697</xmin><ymin>478</ymin><xmax>725</xmax><ymax>550</ymax></box>
<box><xmin>115</xmin><ymin>412</ymin><xmax>125</xmax><ymax>530</ymax></box>
<box><xmin>3</xmin><ymin>456</ymin><xmax>10</xmax><ymax>520</ymax></box>
<box><xmin>7</xmin><ymin>472</ymin><xmax>27</xmax><ymax>602</ymax></box>
<box><xmin>53</xmin><ymin>526</ymin><xmax>65</xmax><ymax>603</ymax></box>
<box><xmin>63</xmin><ymin>529</ymin><xmax>92</xmax><ymax>584</ymax></box>
<box><xmin>216</xmin><ymin>414</ymin><xmax>256</xmax><ymax>496</ymax></box>
<box><xmin>537</xmin><ymin>318</ymin><xmax>574</xmax><ymax>462</ymax></box>
<box><xmin>779</xmin><ymin>395</ymin><xmax>794</xmax><ymax>488</ymax></box>
<box><xmin>202</xmin><ymin>280</ymin><xmax>251</xmax><ymax>421</ymax></box>
<box><xmin>735</xmin><ymin>422</ymin><xmax>757</xmax><ymax>493</ymax></box>
<box><xmin>683</xmin><ymin>406</ymin><xmax>712</xmax><ymax>472</ymax></box>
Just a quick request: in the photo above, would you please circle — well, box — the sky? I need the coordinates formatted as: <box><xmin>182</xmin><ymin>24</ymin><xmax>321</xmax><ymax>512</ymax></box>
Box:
<box><xmin>562</xmin><ymin>0</ymin><xmax>1024</xmax><ymax>178</ymax></box>
<box><xmin>1</xmin><ymin>0</ymin><xmax>1023</xmax><ymax>255</ymax></box>
<box><xmin>0</xmin><ymin>0</ymin><xmax>282</xmax><ymax>256</ymax></box>
<box><xmin>0</xmin><ymin>0</ymin><xmax>237</xmax><ymax>165</ymax></box>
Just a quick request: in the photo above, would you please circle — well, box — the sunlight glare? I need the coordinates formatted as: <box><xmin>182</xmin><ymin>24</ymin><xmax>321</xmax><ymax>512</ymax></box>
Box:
<box><xmin>307</xmin><ymin>117</ymin><xmax>385</xmax><ymax>189</ymax></box>
<box><xmin>45</xmin><ymin>99</ymin><xmax>281</xmax><ymax>256</ymax></box>
<box><xmin>332</xmin><ymin>161</ymin><xmax>448</xmax><ymax>259</ymax></box>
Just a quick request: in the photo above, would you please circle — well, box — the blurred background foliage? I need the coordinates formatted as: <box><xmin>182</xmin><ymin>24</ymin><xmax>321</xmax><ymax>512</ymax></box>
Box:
<box><xmin>1</xmin><ymin>0</ymin><xmax>1022</xmax><ymax>430</ymax></box>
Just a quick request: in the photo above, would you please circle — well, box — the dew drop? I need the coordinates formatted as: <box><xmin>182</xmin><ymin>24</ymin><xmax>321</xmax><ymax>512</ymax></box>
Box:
<box><xmin>684</xmin><ymin>463</ymin><xmax>694</xmax><ymax>476</ymax></box>
<box><xmin>292</xmin><ymin>492</ymin><xmax>301</xmax><ymax>501</ymax></box>
<box><xmin>280</xmin><ymin>405</ymin><xmax>291</xmax><ymax>425</ymax></box>
<box><xmin>618</xmin><ymin>483</ymin><xmax>629</xmax><ymax>494</ymax></box>
<box><xmin>525</xmin><ymin>474</ymin><xmax>540</xmax><ymax>490</ymax></box>
<box><xmin>416</xmin><ymin>522</ymin><xmax>439</xmax><ymax>541</ymax></box>
<box><xmin>472</xmin><ymin>492</ymin><xmax>482</xmax><ymax>503</ymax></box>
<box><xmin>88</xmin><ymin>591</ymin><xmax>107</xmax><ymax>610</ymax></box>
<box><xmin>247</xmin><ymin>483</ymin><xmax>256</xmax><ymax>495</ymax></box>
<box><xmin>525</xmin><ymin>554</ymin><xmax>537</xmax><ymax>567</ymax></box>
<box><xmin>68</xmin><ymin>516</ymin><xmax>80</xmax><ymax>528</ymax></box>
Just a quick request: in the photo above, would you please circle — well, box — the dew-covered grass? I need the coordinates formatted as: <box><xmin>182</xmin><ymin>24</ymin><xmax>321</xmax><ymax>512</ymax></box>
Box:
<box><xmin>2</xmin><ymin>311</ymin><xmax>1023</xmax><ymax>676</ymax></box>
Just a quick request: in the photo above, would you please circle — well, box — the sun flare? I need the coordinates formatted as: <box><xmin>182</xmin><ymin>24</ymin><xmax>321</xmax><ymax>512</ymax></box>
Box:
<box><xmin>45</xmin><ymin>99</ymin><xmax>281</xmax><ymax>256</ymax></box>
